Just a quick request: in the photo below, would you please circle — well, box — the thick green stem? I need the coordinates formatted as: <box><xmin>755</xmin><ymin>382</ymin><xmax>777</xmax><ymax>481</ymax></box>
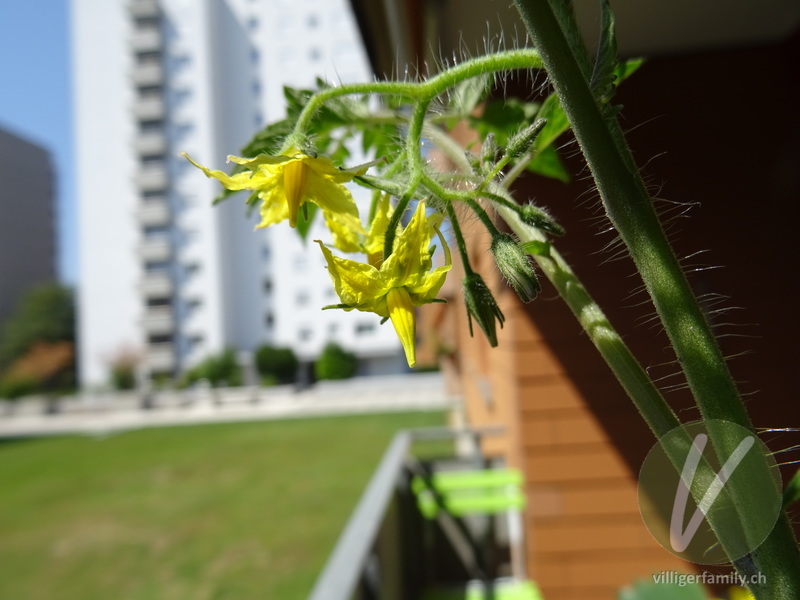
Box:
<box><xmin>513</xmin><ymin>0</ymin><xmax>800</xmax><ymax>594</ymax></box>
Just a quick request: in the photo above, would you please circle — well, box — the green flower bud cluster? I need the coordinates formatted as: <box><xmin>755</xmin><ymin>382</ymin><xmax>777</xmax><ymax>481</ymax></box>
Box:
<box><xmin>491</xmin><ymin>233</ymin><xmax>541</xmax><ymax>302</ymax></box>
<box><xmin>462</xmin><ymin>272</ymin><xmax>505</xmax><ymax>347</ymax></box>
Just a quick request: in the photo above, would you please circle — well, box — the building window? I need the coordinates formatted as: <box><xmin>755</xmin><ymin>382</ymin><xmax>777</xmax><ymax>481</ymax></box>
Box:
<box><xmin>298</xmin><ymin>328</ymin><xmax>312</xmax><ymax>341</ymax></box>
<box><xmin>141</xmin><ymin>154</ymin><xmax>166</xmax><ymax>169</ymax></box>
<box><xmin>139</xmin><ymin>120</ymin><xmax>164</xmax><ymax>133</ymax></box>
<box><xmin>138</xmin><ymin>85</ymin><xmax>163</xmax><ymax>99</ymax></box>
<box><xmin>184</xmin><ymin>298</ymin><xmax>202</xmax><ymax>317</ymax></box>
<box><xmin>356</xmin><ymin>322</ymin><xmax>375</xmax><ymax>336</ymax></box>
<box><xmin>170</xmin><ymin>54</ymin><xmax>191</xmax><ymax>72</ymax></box>
<box><xmin>247</xmin><ymin>17</ymin><xmax>258</xmax><ymax>31</ymax></box>
<box><xmin>250</xmin><ymin>47</ymin><xmax>260</xmax><ymax>64</ymax></box>
<box><xmin>173</xmin><ymin>122</ymin><xmax>193</xmax><ymax>142</ymax></box>
<box><xmin>142</xmin><ymin>190</ymin><xmax>165</xmax><ymax>202</ymax></box>
<box><xmin>143</xmin><ymin>225</ymin><xmax>169</xmax><ymax>238</ymax></box>
<box><xmin>146</xmin><ymin>297</ymin><xmax>171</xmax><ymax>307</ymax></box>
<box><xmin>134</xmin><ymin>16</ymin><xmax>160</xmax><ymax>32</ymax></box>
<box><xmin>183</xmin><ymin>263</ymin><xmax>200</xmax><ymax>278</ymax></box>
<box><xmin>144</xmin><ymin>260</ymin><xmax>170</xmax><ymax>273</ymax></box>
<box><xmin>296</xmin><ymin>290</ymin><xmax>310</xmax><ymax>305</ymax></box>
<box><xmin>252</xmin><ymin>80</ymin><xmax>261</xmax><ymax>97</ymax></box>
<box><xmin>172</xmin><ymin>88</ymin><xmax>191</xmax><ymax>107</ymax></box>
<box><xmin>309</xmin><ymin>47</ymin><xmax>322</xmax><ymax>62</ymax></box>
<box><xmin>265</xmin><ymin>312</ymin><xmax>274</xmax><ymax>327</ymax></box>
<box><xmin>136</xmin><ymin>51</ymin><xmax>161</xmax><ymax>66</ymax></box>
<box><xmin>148</xmin><ymin>334</ymin><xmax>172</xmax><ymax>344</ymax></box>
<box><xmin>263</xmin><ymin>278</ymin><xmax>272</xmax><ymax>293</ymax></box>
<box><xmin>307</xmin><ymin>14</ymin><xmax>320</xmax><ymax>28</ymax></box>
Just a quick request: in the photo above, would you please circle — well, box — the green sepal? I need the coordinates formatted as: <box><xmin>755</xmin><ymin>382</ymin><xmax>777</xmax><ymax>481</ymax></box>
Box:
<box><xmin>295</xmin><ymin>203</ymin><xmax>318</xmax><ymax>242</ymax></box>
<box><xmin>322</xmin><ymin>303</ymin><xmax>353</xmax><ymax>311</ymax></box>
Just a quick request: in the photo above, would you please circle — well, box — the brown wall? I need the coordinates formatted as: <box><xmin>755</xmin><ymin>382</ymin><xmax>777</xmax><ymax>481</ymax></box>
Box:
<box><xmin>436</xmin><ymin>33</ymin><xmax>799</xmax><ymax>599</ymax></box>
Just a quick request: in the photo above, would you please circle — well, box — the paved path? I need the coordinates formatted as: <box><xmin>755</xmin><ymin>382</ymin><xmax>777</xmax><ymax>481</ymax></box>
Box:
<box><xmin>0</xmin><ymin>373</ymin><xmax>457</xmax><ymax>438</ymax></box>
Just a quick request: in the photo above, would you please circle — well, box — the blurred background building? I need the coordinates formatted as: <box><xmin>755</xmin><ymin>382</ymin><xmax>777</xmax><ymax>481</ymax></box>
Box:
<box><xmin>0</xmin><ymin>126</ymin><xmax>56</xmax><ymax>330</ymax></box>
<box><xmin>72</xmin><ymin>0</ymin><xmax>404</xmax><ymax>387</ymax></box>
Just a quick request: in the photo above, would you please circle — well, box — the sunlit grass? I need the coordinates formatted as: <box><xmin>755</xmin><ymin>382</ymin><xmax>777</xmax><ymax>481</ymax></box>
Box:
<box><xmin>0</xmin><ymin>411</ymin><xmax>446</xmax><ymax>599</ymax></box>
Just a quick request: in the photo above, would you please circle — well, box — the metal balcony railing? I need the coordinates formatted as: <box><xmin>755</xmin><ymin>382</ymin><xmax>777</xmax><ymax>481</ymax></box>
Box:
<box><xmin>308</xmin><ymin>426</ymin><xmax>535</xmax><ymax>600</ymax></box>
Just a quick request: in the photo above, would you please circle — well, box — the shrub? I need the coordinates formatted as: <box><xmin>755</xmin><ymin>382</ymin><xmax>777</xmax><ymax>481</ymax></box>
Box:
<box><xmin>254</xmin><ymin>345</ymin><xmax>298</xmax><ymax>384</ymax></box>
<box><xmin>314</xmin><ymin>343</ymin><xmax>358</xmax><ymax>380</ymax></box>
<box><xmin>181</xmin><ymin>349</ymin><xmax>242</xmax><ymax>387</ymax></box>
<box><xmin>108</xmin><ymin>348</ymin><xmax>141</xmax><ymax>390</ymax></box>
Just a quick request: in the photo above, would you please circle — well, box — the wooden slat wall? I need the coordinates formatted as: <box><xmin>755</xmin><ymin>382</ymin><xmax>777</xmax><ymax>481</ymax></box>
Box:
<box><xmin>429</xmin><ymin>215</ymin><xmax>695</xmax><ymax>599</ymax></box>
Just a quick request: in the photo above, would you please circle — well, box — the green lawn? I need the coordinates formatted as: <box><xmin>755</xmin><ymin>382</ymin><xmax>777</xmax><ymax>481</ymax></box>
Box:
<box><xmin>0</xmin><ymin>411</ymin><xmax>446</xmax><ymax>600</ymax></box>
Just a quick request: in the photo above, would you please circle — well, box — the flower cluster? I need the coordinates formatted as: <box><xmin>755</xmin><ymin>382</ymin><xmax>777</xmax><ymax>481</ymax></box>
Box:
<box><xmin>183</xmin><ymin>151</ymin><xmax>450</xmax><ymax>367</ymax></box>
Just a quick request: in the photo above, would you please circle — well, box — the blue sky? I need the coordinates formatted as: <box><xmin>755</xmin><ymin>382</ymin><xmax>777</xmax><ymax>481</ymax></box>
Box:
<box><xmin>0</xmin><ymin>0</ymin><xmax>75</xmax><ymax>283</ymax></box>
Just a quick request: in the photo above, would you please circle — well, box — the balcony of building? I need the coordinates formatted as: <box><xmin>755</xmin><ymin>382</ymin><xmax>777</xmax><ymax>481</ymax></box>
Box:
<box><xmin>130</xmin><ymin>29</ymin><xmax>162</xmax><ymax>53</ymax></box>
<box><xmin>138</xmin><ymin>237</ymin><xmax>172</xmax><ymax>262</ymax></box>
<box><xmin>146</xmin><ymin>342</ymin><xmax>175</xmax><ymax>372</ymax></box>
<box><xmin>131</xmin><ymin>96</ymin><xmax>166</xmax><ymax>121</ymax></box>
<box><xmin>134</xmin><ymin>131</ymin><xmax>168</xmax><ymax>156</ymax></box>
<box><xmin>131</xmin><ymin>63</ymin><xmax>164</xmax><ymax>87</ymax></box>
<box><xmin>141</xmin><ymin>307</ymin><xmax>174</xmax><ymax>336</ymax></box>
<box><xmin>308</xmin><ymin>427</ymin><xmax>539</xmax><ymax>600</ymax></box>
<box><xmin>134</xmin><ymin>166</ymin><xmax>169</xmax><ymax>192</ymax></box>
<box><xmin>139</xmin><ymin>272</ymin><xmax>173</xmax><ymax>297</ymax></box>
<box><xmin>136</xmin><ymin>201</ymin><xmax>170</xmax><ymax>227</ymax></box>
<box><xmin>127</xmin><ymin>0</ymin><xmax>160</xmax><ymax>20</ymax></box>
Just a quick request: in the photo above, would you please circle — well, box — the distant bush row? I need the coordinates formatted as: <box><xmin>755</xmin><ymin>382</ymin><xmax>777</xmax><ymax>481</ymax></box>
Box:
<box><xmin>108</xmin><ymin>342</ymin><xmax>359</xmax><ymax>391</ymax></box>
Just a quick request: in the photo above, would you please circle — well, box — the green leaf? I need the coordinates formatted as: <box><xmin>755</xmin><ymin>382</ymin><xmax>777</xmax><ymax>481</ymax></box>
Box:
<box><xmin>533</xmin><ymin>93</ymin><xmax>570</xmax><ymax>153</ymax></box>
<box><xmin>295</xmin><ymin>202</ymin><xmax>318</xmax><ymax>243</ymax></box>
<box><xmin>615</xmin><ymin>57</ymin><xmax>644</xmax><ymax>84</ymax></box>
<box><xmin>470</xmin><ymin>98</ymin><xmax>539</xmax><ymax>145</ymax></box>
<box><xmin>361</xmin><ymin>123</ymin><xmax>402</xmax><ymax>159</ymax></box>
<box><xmin>449</xmin><ymin>74</ymin><xmax>491</xmax><ymax>115</ymax></box>
<box><xmin>784</xmin><ymin>468</ymin><xmax>800</xmax><ymax>507</ymax></box>
<box><xmin>618</xmin><ymin>580</ymin><xmax>708</xmax><ymax>600</ymax></box>
<box><xmin>241</xmin><ymin>118</ymin><xmax>294</xmax><ymax>158</ymax></box>
<box><xmin>527</xmin><ymin>144</ymin><xmax>570</xmax><ymax>183</ymax></box>
<box><xmin>591</xmin><ymin>0</ymin><xmax>618</xmax><ymax>103</ymax></box>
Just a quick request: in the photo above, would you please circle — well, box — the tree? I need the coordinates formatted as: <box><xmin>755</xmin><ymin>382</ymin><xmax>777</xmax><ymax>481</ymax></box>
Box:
<box><xmin>254</xmin><ymin>345</ymin><xmax>298</xmax><ymax>385</ymax></box>
<box><xmin>314</xmin><ymin>343</ymin><xmax>358</xmax><ymax>381</ymax></box>
<box><xmin>0</xmin><ymin>285</ymin><xmax>75</xmax><ymax>397</ymax></box>
<box><xmin>0</xmin><ymin>284</ymin><xmax>75</xmax><ymax>368</ymax></box>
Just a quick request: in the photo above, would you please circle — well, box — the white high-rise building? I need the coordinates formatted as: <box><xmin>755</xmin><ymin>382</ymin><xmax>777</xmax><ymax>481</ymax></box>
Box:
<box><xmin>73</xmin><ymin>0</ymin><xmax>404</xmax><ymax>386</ymax></box>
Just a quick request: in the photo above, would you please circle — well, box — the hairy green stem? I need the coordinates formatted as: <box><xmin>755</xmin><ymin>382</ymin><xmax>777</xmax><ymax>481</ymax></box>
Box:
<box><xmin>289</xmin><ymin>50</ymin><xmax>542</xmax><ymax>146</ymax></box>
<box><xmin>513</xmin><ymin>0</ymin><xmax>800</xmax><ymax>594</ymax></box>
<box><xmin>383</xmin><ymin>100</ymin><xmax>430</xmax><ymax>259</ymax></box>
<box><xmin>428</xmin><ymin>124</ymin><xmax>680</xmax><ymax>438</ymax></box>
<box><xmin>444</xmin><ymin>201</ymin><xmax>475</xmax><ymax>277</ymax></box>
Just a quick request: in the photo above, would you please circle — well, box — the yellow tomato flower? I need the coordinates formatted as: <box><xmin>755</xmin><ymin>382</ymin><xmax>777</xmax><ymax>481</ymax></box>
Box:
<box><xmin>729</xmin><ymin>587</ymin><xmax>755</xmax><ymax>600</ymax></box>
<box><xmin>317</xmin><ymin>201</ymin><xmax>451</xmax><ymax>367</ymax></box>
<box><xmin>182</xmin><ymin>150</ymin><xmax>365</xmax><ymax>252</ymax></box>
